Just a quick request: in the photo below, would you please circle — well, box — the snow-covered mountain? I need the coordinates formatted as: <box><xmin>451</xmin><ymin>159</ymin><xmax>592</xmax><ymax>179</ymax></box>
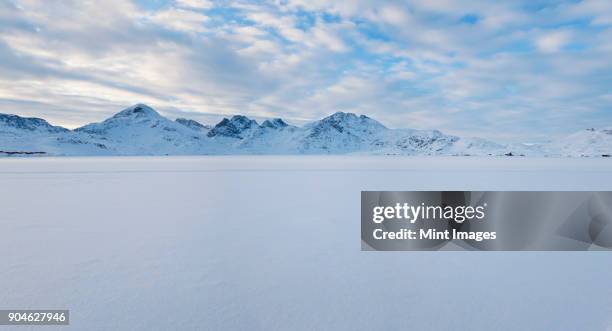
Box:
<box><xmin>207</xmin><ymin>115</ymin><xmax>260</xmax><ymax>140</ymax></box>
<box><xmin>1</xmin><ymin>104</ymin><xmax>610</xmax><ymax>157</ymax></box>
<box><xmin>546</xmin><ymin>128</ymin><xmax>612</xmax><ymax>157</ymax></box>
<box><xmin>0</xmin><ymin>114</ymin><xmax>67</xmax><ymax>133</ymax></box>
<box><xmin>74</xmin><ymin>104</ymin><xmax>209</xmax><ymax>155</ymax></box>
<box><xmin>298</xmin><ymin>112</ymin><xmax>387</xmax><ymax>153</ymax></box>
<box><xmin>0</xmin><ymin>113</ymin><xmax>111</xmax><ymax>155</ymax></box>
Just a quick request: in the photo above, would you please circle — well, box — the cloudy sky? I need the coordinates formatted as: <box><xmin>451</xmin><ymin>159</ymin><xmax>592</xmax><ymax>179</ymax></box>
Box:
<box><xmin>1</xmin><ymin>0</ymin><xmax>611</xmax><ymax>140</ymax></box>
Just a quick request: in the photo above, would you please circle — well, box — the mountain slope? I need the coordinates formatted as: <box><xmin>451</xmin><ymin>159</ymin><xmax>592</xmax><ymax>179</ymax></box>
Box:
<box><xmin>176</xmin><ymin>118</ymin><xmax>210</xmax><ymax>131</ymax></box>
<box><xmin>548</xmin><ymin>128</ymin><xmax>612</xmax><ymax>157</ymax></box>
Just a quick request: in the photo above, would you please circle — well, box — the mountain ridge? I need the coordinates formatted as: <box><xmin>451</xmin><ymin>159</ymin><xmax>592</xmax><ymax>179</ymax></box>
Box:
<box><xmin>1</xmin><ymin>104</ymin><xmax>610</xmax><ymax>157</ymax></box>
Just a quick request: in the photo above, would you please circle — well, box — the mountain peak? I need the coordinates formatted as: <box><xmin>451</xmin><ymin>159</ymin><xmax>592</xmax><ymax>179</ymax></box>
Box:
<box><xmin>76</xmin><ymin>104</ymin><xmax>165</xmax><ymax>135</ymax></box>
<box><xmin>112</xmin><ymin>104</ymin><xmax>161</xmax><ymax>119</ymax></box>
<box><xmin>313</xmin><ymin>111</ymin><xmax>387</xmax><ymax>132</ymax></box>
<box><xmin>207</xmin><ymin>115</ymin><xmax>258</xmax><ymax>139</ymax></box>
<box><xmin>229</xmin><ymin>115</ymin><xmax>258</xmax><ymax>129</ymax></box>
<box><xmin>326</xmin><ymin>111</ymin><xmax>357</xmax><ymax>120</ymax></box>
<box><xmin>322</xmin><ymin>112</ymin><xmax>383</xmax><ymax>125</ymax></box>
<box><xmin>261</xmin><ymin>118</ymin><xmax>288</xmax><ymax>129</ymax></box>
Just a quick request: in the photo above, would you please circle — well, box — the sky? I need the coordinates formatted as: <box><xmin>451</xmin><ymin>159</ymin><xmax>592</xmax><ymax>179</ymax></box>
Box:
<box><xmin>0</xmin><ymin>0</ymin><xmax>611</xmax><ymax>141</ymax></box>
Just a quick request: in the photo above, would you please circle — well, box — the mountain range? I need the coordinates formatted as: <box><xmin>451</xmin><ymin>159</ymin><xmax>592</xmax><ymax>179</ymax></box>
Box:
<box><xmin>1</xmin><ymin>104</ymin><xmax>610</xmax><ymax>157</ymax></box>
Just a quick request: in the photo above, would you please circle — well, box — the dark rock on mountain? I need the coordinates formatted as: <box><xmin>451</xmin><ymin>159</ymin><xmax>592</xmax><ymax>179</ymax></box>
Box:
<box><xmin>207</xmin><ymin>115</ymin><xmax>258</xmax><ymax>139</ymax></box>
<box><xmin>261</xmin><ymin>118</ymin><xmax>289</xmax><ymax>129</ymax></box>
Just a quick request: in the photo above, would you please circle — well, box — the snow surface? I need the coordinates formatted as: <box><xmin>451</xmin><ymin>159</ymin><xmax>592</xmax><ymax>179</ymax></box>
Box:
<box><xmin>2</xmin><ymin>104</ymin><xmax>610</xmax><ymax>157</ymax></box>
<box><xmin>1</xmin><ymin>156</ymin><xmax>612</xmax><ymax>330</ymax></box>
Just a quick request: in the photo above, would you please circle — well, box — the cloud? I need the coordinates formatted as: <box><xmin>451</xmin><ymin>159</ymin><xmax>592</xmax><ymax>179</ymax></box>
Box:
<box><xmin>0</xmin><ymin>0</ymin><xmax>610</xmax><ymax>140</ymax></box>
<box><xmin>567</xmin><ymin>0</ymin><xmax>612</xmax><ymax>26</ymax></box>
<box><xmin>175</xmin><ymin>0</ymin><xmax>213</xmax><ymax>10</ymax></box>
<box><xmin>535</xmin><ymin>31</ymin><xmax>571</xmax><ymax>53</ymax></box>
<box><xmin>147</xmin><ymin>7</ymin><xmax>209</xmax><ymax>33</ymax></box>
<box><xmin>377</xmin><ymin>5</ymin><xmax>412</xmax><ymax>26</ymax></box>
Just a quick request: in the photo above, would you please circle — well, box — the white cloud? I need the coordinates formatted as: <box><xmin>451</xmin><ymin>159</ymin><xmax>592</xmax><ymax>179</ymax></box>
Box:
<box><xmin>377</xmin><ymin>5</ymin><xmax>411</xmax><ymax>26</ymax></box>
<box><xmin>175</xmin><ymin>0</ymin><xmax>214</xmax><ymax>10</ymax></box>
<box><xmin>310</xmin><ymin>24</ymin><xmax>349</xmax><ymax>52</ymax></box>
<box><xmin>148</xmin><ymin>7</ymin><xmax>209</xmax><ymax>33</ymax></box>
<box><xmin>567</xmin><ymin>0</ymin><xmax>612</xmax><ymax>26</ymax></box>
<box><xmin>535</xmin><ymin>31</ymin><xmax>571</xmax><ymax>53</ymax></box>
<box><xmin>0</xmin><ymin>0</ymin><xmax>610</xmax><ymax>139</ymax></box>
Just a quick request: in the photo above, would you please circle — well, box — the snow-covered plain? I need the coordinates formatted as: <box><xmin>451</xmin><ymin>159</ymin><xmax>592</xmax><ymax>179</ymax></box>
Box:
<box><xmin>1</xmin><ymin>156</ymin><xmax>612</xmax><ymax>330</ymax></box>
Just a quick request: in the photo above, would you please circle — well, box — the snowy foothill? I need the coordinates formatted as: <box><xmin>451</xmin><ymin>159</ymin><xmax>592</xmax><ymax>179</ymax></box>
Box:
<box><xmin>1</xmin><ymin>104</ymin><xmax>611</xmax><ymax>157</ymax></box>
<box><xmin>1</xmin><ymin>156</ymin><xmax>612</xmax><ymax>330</ymax></box>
